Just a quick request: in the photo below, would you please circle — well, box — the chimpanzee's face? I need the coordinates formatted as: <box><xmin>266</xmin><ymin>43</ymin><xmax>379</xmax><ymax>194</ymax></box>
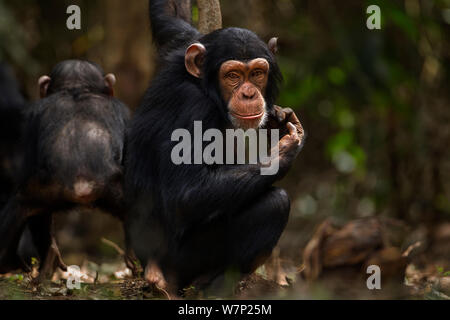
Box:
<box><xmin>219</xmin><ymin>58</ymin><xmax>270</xmax><ymax>130</ymax></box>
<box><xmin>184</xmin><ymin>36</ymin><xmax>278</xmax><ymax>130</ymax></box>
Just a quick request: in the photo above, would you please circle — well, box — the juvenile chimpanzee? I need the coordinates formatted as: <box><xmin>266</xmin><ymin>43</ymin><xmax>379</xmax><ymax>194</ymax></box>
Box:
<box><xmin>125</xmin><ymin>0</ymin><xmax>305</xmax><ymax>293</ymax></box>
<box><xmin>0</xmin><ymin>60</ymin><xmax>131</xmax><ymax>277</ymax></box>
<box><xmin>0</xmin><ymin>63</ymin><xmax>26</xmax><ymax>209</ymax></box>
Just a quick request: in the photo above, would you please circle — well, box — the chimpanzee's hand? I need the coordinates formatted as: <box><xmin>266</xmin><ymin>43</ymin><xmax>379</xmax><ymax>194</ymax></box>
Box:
<box><xmin>282</xmin><ymin>108</ymin><xmax>304</xmax><ymax>141</ymax></box>
<box><xmin>267</xmin><ymin>106</ymin><xmax>304</xmax><ymax>139</ymax></box>
<box><xmin>266</xmin><ymin>105</ymin><xmax>305</xmax><ymax>175</ymax></box>
<box><xmin>274</xmin><ymin>121</ymin><xmax>305</xmax><ymax>177</ymax></box>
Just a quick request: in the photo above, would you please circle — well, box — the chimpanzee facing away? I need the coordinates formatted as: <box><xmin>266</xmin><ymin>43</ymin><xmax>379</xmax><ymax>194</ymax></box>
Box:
<box><xmin>0</xmin><ymin>60</ymin><xmax>131</xmax><ymax>277</ymax></box>
<box><xmin>125</xmin><ymin>0</ymin><xmax>305</xmax><ymax>293</ymax></box>
<box><xmin>0</xmin><ymin>63</ymin><xmax>26</xmax><ymax>209</ymax></box>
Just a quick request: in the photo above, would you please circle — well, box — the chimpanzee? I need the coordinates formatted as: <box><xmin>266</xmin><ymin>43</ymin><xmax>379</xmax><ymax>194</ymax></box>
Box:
<box><xmin>0</xmin><ymin>63</ymin><xmax>26</xmax><ymax>209</ymax></box>
<box><xmin>125</xmin><ymin>0</ymin><xmax>305</xmax><ymax>293</ymax></box>
<box><xmin>0</xmin><ymin>60</ymin><xmax>131</xmax><ymax>277</ymax></box>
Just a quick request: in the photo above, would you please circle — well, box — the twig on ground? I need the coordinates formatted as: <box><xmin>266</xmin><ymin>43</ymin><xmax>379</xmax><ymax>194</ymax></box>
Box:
<box><xmin>101</xmin><ymin>238</ymin><xmax>125</xmax><ymax>256</ymax></box>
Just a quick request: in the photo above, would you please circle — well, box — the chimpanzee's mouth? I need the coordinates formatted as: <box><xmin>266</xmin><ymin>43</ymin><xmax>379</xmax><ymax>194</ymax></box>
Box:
<box><xmin>232</xmin><ymin>111</ymin><xmax>265</xmax><ymax>120</ymax></box>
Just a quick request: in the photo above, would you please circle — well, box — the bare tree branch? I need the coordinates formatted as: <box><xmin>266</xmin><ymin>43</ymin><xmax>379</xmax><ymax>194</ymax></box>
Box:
<box><xmin>197</xmin><ymin>0</ymin><xmax>222</xmax><ymax>34</ymax></box>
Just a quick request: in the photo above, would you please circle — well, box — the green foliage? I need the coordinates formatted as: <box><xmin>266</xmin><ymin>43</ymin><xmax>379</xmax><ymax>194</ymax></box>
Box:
<box><xmin>31</xmin><ymin>257</ymin><xmax>38</xmax><ymax>266</ymax></box>
<box><xmin>326</xmin><ymin>131</ymin><xmax>366</xmax><ymax>174</ymax></box>
<box><xmin>327</xmin><ymin>67</ymin><xmax>347</xmax><ymax>86</ymax></box>
<box><xmin>192</xmin><ymin>4</ymin><xmax>199</xmax><ymax>25</ymax></box>
<box><xmin>7</xmin><ymin>274</ymin><xmax>24</xmax><ymax>282</ymax></box>
<box><xmin>273</xmin><ymin>0</ymin><xmax>449</xmax><ymax>221</ymax></box>
<box><xmin>437</xmin><ymin>267</ymin><xmax>450</xmax><ymax>277</ymax></box>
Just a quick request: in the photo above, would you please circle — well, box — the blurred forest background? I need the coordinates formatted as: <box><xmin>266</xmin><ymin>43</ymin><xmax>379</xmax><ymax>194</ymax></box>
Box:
<box><xmin>0</xmin><ymin>0</ymin><xmax>449</xmax><ymax>299</ymax></box>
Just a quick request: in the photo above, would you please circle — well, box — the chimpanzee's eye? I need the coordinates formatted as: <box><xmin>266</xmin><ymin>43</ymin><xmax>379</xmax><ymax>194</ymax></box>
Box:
<box><xmin>227</xmin><ymin>72</ymin><xmax>240</xmax><ymax>80</ymax></box>
<box><xmin>252</xmin><ymin>70</ymin><xmax>265</xmax><ymax>78</ymax></box>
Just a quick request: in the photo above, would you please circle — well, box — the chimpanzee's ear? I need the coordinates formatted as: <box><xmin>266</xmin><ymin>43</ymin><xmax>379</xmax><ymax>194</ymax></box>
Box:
<box><xmin>38</xmin><ymin>76</ymin><xmax>51</xmax><ymax>98</ymax></box>
<box><xmin>104</xmin><ymin>73</ymin><xmax>116</xmax><ymax>96</ymax></box>
<box><xmin>268</xmin><ymin>37</ymin><xmax>279</xmax><ymax>55</ymax></box>
<box><xmin>185</xmin><ymin>43</ymin><xmax>206</xmax><ymax>78</ymax></box>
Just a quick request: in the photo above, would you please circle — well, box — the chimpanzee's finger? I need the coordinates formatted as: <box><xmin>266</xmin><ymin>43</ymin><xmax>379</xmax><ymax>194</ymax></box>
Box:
<box><xmin>282</xmin><ymin>108</ymin><xmax>294</xmax><ymax>118</ymax></box>
<box><xmin>272</xmin><ymin>105</ymin><xmax>286</xmax><ymax>123</ymax></box>
<box><xmin>287</xmin><ymin>122</ymin><xmax>302</xmax><ymax>145</ymax></box>
<box><xmin>286</xmin><ymin>111</ymin><xmax>303</xmax><ymax>135</ymax></box>
<box><xmin>285</xmin><ymin>109</ymin><xmax>298</xmax><ymax>126</ymax></box>
<box><xmin>287</xmin><ymin>122</ymin><xmax>297</xmax><ymax>137</ymax></box>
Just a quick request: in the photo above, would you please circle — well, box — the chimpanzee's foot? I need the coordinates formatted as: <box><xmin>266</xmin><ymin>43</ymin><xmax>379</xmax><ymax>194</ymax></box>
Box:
<box><xmin>145</xmin><ymin>261</ymin><xmax>168</xmax><ymax>290</ymax></box>
<box><xmin>144</xmin><ymin>261</ymin><xmax>179</xmax><ymax>299</ymax></box>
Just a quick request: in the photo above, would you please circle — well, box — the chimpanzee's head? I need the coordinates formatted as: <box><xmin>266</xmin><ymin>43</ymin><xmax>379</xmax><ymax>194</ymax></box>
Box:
<box><xmin>184</xmin><ymin>28</ymin><xmax>282</xmax><ymax>130</ymax></box>
<box><xmin>38</xmin><ymin>60</ymin><xmax>117</xmax><ymax>98</ymax></box>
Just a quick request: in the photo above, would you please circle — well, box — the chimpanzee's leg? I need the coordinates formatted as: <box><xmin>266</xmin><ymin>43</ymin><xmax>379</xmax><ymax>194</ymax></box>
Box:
<box><xmin>96</xmin><ymin>181</ymin><xmax>142</xmax><ymax>276</ymax></box>
<box><xmin>1</xmin><ymin>195</ymin><xmax>66</xmax><ymax>277</ymax></box>
<box><xmin>230</xmin><ymin>187</ymin><xmax>290</xmax><ymax>274</ymax></box>
<box><xmin>17</xmin><ymin>225</ymin><xmax>39</xmax><ymax>271</ymax></box>
<box><xmin>0</xmin><ymin>196</ymin><xmax>41</xmax><ymax>273</ymax></box>
<box><xmin>167</xmin><ymin>187</ymin><xmax>290</xmax><ymax>291</ymax></box>
<box><xmin>18</xmin><ymin>214</ymin><xmax>51</xmax><ymax>267</ymax></box>
<box><xmin>23</xmin><ymin>213</ymin><xmax>67</xmax><ymax>279</ymax></box>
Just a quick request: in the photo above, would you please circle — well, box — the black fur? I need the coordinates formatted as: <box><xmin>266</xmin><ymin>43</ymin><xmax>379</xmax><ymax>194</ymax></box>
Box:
<box><xmin>0</xmin><ymin>63</ymin><xmax>26</xmax><ymax>208</ymax></box>
<box><xmin>149</xmin><ymin>0</ymin><xmax>200</xmax><ymax>55</ymax></box>
<box><xmin>125</xmin><ymin>1</ymin><xmax>292</xmax><ymax>291</ymax></box>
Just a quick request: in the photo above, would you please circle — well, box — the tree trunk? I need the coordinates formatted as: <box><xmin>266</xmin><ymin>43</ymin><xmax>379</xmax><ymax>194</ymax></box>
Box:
<box><xmin>197</xmin><ymin>0</ymin><xmax>222</xmax><ymax>33</ymax></box>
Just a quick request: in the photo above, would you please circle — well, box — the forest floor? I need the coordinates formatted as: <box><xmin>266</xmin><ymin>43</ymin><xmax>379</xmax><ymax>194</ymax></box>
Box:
<box><xmin>1</xmin><ymin>218</ymin><xmax>449</xmax><ymax>300</ymax></box>
<box><xmin>0</xmin><ymin>254</ymin><xmax>449</xmax><ymax>300</ymax></box>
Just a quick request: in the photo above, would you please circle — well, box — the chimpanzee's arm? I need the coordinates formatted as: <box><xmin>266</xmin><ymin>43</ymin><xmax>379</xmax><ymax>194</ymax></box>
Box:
<box><xmin>172</xmin><ymin>123</ymin><xmax>302</xmax><ymax>226</ymax></box>
<box><xmin>178</xmin><ymin>163</ymin><xmax>277</xmax><ymax>215</ymax></box>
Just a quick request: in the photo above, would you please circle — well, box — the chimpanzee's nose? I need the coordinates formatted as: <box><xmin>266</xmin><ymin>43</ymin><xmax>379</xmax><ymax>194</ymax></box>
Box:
<box><xmin>242</xmin><ymin>86</ymin><xmax>256</xmax><ymax>100</ymax></box>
